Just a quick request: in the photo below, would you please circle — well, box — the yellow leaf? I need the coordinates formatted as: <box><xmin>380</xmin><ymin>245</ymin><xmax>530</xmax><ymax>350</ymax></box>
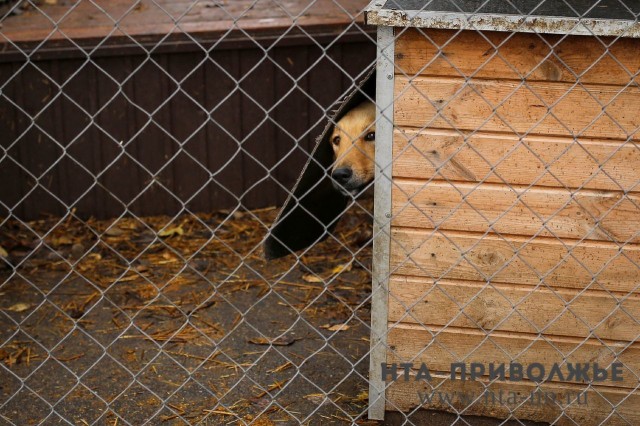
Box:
<box><xmin>7</xmin><ymin>303</ymin><xmax>30</xmax><ymax>313</ymax></box>
<box><xmin>0</xmin><ymin>245</ymin><xmax>7</xmax><ymax>258</ymax></box>
<box><xmin>331</xmin><ymin>262</ymin><xmax>352</xmax><ymax>274</ymax></box>
<box><xmin>302</xmin><ymin>274</ymin><xmax>323</xmax><ymax>283</ymax></box>
<box><xmin>158</xmin><ymin>225</ymin><xmax>183</xmax><ymax>238</ymax></box>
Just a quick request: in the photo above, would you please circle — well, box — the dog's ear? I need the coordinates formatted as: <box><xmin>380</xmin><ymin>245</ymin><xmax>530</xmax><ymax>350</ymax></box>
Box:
<box><xmin>264</xmin><ymin>69</ymin><xmax>376</xmax><ymax>260</ymax></box>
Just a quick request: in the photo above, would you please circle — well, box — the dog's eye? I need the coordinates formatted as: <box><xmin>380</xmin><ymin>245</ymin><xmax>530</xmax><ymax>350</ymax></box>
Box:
<box><xmin>364</xmin><ymin>132</ymin><xmax>375</xmax><ymax>141</ymax></box>
<box><xmin>332</xmin><ymin>135</ymin><xmax>341</xmax><ymax>145</ymax></box>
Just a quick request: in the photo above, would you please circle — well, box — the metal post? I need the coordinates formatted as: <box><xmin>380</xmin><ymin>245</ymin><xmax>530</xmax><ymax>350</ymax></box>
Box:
<box><xmin>368</xmin><ymin>24</ymin><xmax>394</xmax><ymax>421</ymax></box>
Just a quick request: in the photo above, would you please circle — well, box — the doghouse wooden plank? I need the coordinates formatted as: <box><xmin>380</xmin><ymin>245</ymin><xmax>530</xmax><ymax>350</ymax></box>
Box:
<box><xmin>395</xmin><ymin>29</ymin><xmax>640</xmax><ymax>85</ymax></box>
<box><xmin>385</xmin><ymin>372</ymin><xmax>640</xmax><ymax>425</ymax></box>
<box><xmin>386</xmin><ymin>323</ymin><xmax>639</xmax><ymax>389</ymax></box>
<box><xmin>389</xmin><ymin>228</ymin><xmax>640</xmax><ymax>293</ymax></box>
<box><xmin>392</xmin><ymin>128</ymin><xmax>640</xmax><ymax>193</ymax></box>
<box><xmin>394</xmin><ymin>76</ymin><xmax>640</xmax><ymax>141</ymax></box>
<box><xmin>392</xmin><ymin>180</ymin><xmax>640</xmax><ymax>243</ymax></box>
<box><xmin>388</xmin><ymin>276</ymin><xmax>640</xmax><ymax>342</ymax></box>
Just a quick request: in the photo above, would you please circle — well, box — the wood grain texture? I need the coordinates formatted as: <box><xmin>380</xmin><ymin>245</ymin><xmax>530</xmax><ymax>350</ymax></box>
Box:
<box><xmin>392</xmin><ymin>180</ymin><xmax>640</xmax><ymax>243</ymax></box>
<box><xmin>386</xmin><ymin>323</ymin><xmax>639</xmax><ymax>388</ymax></box>
<box><xmin>388</xmin><ymin>276</ymin><xmax>640</xmax><ymax>342</ymax></box>
<box><xmin>387</xmin><ymin>31</ymin><xmax>640</xmax><ymax>423</ymax></box>
<box><xmin>386</xmin><ymin>372</ymin><xmax>640</xmax><ymax>425</ymax></box>
<box><xmin>389</xmin><ymin>228</ymin><xmax>640</xmax><ymax>293</ymax></box>
<box><xmin>395</xmin><ymin>29</ymin><xmax>640</xmax><ymax>85</ymax></box>
<box><xmin>0</xmin><ymin>42</ymin><xmax>375</xmax><ymax>219</ymax></box>
<box><xmin>392</xmin><ymin>128</ymin><xmax>640</xmax><ymax>193</ymax></box>
<box><xmin>0</xmin><ymin>0</ymin><xmax>370</xmax><ymax>44</ymax></box>
<box><xmin>394</xmin><ymin>76</ymin><xmax>640</xmax><ymax>140</ymax></box>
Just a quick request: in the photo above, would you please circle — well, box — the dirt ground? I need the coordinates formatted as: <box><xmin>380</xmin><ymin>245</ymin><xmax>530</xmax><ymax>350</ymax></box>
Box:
<box><xmin>0</xmin><ymin>200</ymin><xmax>546</xmax><ymax>425</ymax></box>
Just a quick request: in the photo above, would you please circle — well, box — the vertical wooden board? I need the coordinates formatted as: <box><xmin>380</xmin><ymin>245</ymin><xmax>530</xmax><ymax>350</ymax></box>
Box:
<box><xmin>94</xmin><ymin>55</ymin><xmax>144</xmax><ymax>218</ymax></box>
<box><xmin>392</xmin><ymin>180</ymin><xmax>640</xmax><ymax>243</ymax></box>
<box><xmin>63</xmin><ymin>59</ymin><xmax>107</xmax><ymax>217</ymax></box>
<box><xmin>0</xmin><ymin>62</ymin><xmax>26</xmax><ymax>216</ymax></box>
<box><xmin>386</xmin><ymin>373</ymin><xmax>640</xmax><ymax>425</ymax></box>
<box><xmin>389</xmin><ymin>228</ymin><xmax>640</xmax><ymax>292</ymax></box>
<box><xmin>89</xmin><ymin>57</ymin><xmax>130</xmax><ymax>219</ymax></box>
<box><xmin>307</xmin><ymin>43</ymin><xmax>348</xmax><ymax>135</ymax></box>
<box><xmin>239</xmin><ymin>49</ymin><xmax>278</xmax><ymax>209</ymax></box>
<box><xmin>340</xmin><ymin>40</ymin><xmax>377</xmax><ymax>92</ymax></box>
<box><xmin>272</xmin><ymin>45</ymin><xmax>310</xmax><ymax>206</ymax></box>
<box><xmin>305</xmin><ymin>42</ymin><xmax>353</xmax><ymax>163</ymax></box>
<box><xmin>43</xmin><ymin>61</ymin><xmax>69</xmax><ymax>212</ymax></box>
<box><xmin>386</xmin><ymin>324</ymin><xmax>640</xmax><ymax>388</ymax></box>
<box><xmin>18</xmin><ymin>60</ymin><xmax>66</xmax><ymax>218</ymax></box>
<box><xmin>388</xmin><ymin>276</ymin><xmax>640</xmax><ymax>342</ymax></box>
<box><xmin>395</xmin><ymin>29</ymin><xmax>640</xmax><ymax>85</ymax></box>
<box><xmin>167</xmin><ymin>51</ymin><xmax>211</xmax><ymax>214</ymax></box>
<box><xmin>394</xmin><ymin>76</ymin><xmax>640</xmax><ymax>140</ymax></box>
<box><xmin>392</xmin><ymin>128</ymin><xmax>640</xmax><ymax>193</ymax></box>
<box><xmin>55</xmin><ymin>58</ymin><xmax>97</xmax><ymax>215</ymax></box>
<box><xmin>205</xmin><ymin>49</ymin><xmax>244</xmax><ymax>212</ymax></box>
<box><xmin>130</xmin><ymin>54</ymin><xmax>180</xmax><ymax>217</ymax></box>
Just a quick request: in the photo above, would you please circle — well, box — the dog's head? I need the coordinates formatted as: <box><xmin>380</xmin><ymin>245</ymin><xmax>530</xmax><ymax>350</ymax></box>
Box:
<box><xmin>329</xmin><ymin>101</ymin><xmax>376</xmax><ymax>197</ymax></box>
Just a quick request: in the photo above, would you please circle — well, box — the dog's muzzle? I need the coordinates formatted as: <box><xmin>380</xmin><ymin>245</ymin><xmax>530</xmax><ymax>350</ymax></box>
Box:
<box><xmin>331</xmin><ymin>167</ymin><xmax>369</xmax><ymax>196</ymax></box>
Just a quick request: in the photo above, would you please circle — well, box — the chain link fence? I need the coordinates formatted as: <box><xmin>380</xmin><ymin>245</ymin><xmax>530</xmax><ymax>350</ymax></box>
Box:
<box><xmin>1</xmin><ymin>0</ymin><xmax>639</xmax><ymax>425</ymax></box>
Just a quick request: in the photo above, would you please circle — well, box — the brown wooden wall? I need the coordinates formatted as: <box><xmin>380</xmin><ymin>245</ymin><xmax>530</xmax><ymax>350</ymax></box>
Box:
<box><xmin>0</xmin><ymin>32</ymin><xmax>375</xmax><ymax>220</ymax></box>
<box><xmin>386</xmin><ymin>28</ymin><xmax>640</xmax><ymax>425</ymax></box>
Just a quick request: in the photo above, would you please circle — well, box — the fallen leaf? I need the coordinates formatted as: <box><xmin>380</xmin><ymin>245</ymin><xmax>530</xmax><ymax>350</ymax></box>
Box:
<box><xmin>158</xmin><ymin>226</ymin><xmax>183</xmax><ymax>238</ymax></box>
<box><xmin>355</xmin><ymin>390</ymin><xmax>368</xmax><ymax>402</ymax></box>
<box><xmin>0</xmin><ymin>245</ymin><xmax>7</xmax><ymax>258</ymax></box>
<box><xmin>87</xmin><ymin>253</ymin><xmax>102</xmax><ymax>261</ymax></box>
<box><xmin>248</xmin><ymin>336</ymin><xmax>300</xmax><ymax>346</ymax></box>
<box><xmin>302</xmin><ymin>274</ymin><xmax>323</xmax><ymax>283</ymax></box>
<box><xmin>104</xmin><ymin>226</ymin><xmax>125</xmax><ymax>237</ymax></box>
<box><xmin>134</xmin><ymin>264</ymin><xmax>149</xmax><ymax>273</ymax></box>
<box><xmin>51</xmin><ymin>236</ymin><xmax>73</xmax><ymax>246</ymax></box>
<box><xmin>6</xmin><ymin>303</ymin><xmax>30</xmax><ymax>313</ymax></box>
<box><xmin>322</xmin><ymin>323</ymin><xmax>350</xmax><ymax>332</ymax></box>
<box><xmin>302</xmin><ymin>262</ymin><xmax>352</xmax><ymax>283</ymax></box>
<box><xmin>161</xmin><ymin>252</ymin><xmax>174</xmax><ymax>260</ymax></box>
<box><xmin>331</xmin><ymin>261</ymin><xmax>352</xmax><ymax>274</ymax></box>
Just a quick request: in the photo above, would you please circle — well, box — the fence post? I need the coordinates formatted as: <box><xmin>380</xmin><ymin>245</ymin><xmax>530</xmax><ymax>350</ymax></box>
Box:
<box><xmin>368</xmin><ymin>23</ymin><xmax>394</xmax><ymax>421</ymax></box>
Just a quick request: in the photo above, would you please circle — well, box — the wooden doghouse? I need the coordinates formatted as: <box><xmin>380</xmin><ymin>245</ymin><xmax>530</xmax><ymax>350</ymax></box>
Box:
<box><xmin>365</xmin><ymin>1</ymin><xmax>640</xmax><ymax>424</ymax></box>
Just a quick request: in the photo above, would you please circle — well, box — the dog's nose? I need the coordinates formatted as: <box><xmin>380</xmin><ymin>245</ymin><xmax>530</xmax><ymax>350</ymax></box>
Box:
<box><xmin>332</xmin><ymin>167</ymin><xmax>352</xmax><ymax>185</ymax></box>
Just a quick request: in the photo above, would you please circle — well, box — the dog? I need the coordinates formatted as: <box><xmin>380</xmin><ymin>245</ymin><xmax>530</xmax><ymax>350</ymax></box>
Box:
<box><xmin>329</xmin><ymin>101</ymin><xmax>376</xmax><ymax>197</ymax></box>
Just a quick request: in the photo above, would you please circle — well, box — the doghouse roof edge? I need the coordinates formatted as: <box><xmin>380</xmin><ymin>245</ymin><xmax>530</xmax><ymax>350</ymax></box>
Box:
<box><xmin>364</xmin><ymin>0</ymin><xmax>640</xmax><ymax>38</ymax></box>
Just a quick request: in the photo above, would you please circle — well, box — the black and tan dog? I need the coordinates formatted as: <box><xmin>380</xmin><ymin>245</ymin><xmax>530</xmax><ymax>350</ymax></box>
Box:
<box><xmin>329</xmin><ymin>101</ymin><xmax>376</xmax><ymax>197</ymax></box>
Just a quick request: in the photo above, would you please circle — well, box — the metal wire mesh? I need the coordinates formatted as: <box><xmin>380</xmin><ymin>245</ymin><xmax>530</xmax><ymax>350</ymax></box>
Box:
<box><xmin>1</xmin><ymin>0</ymin><xmax>639</xmax><ymax>425</ymax></box>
